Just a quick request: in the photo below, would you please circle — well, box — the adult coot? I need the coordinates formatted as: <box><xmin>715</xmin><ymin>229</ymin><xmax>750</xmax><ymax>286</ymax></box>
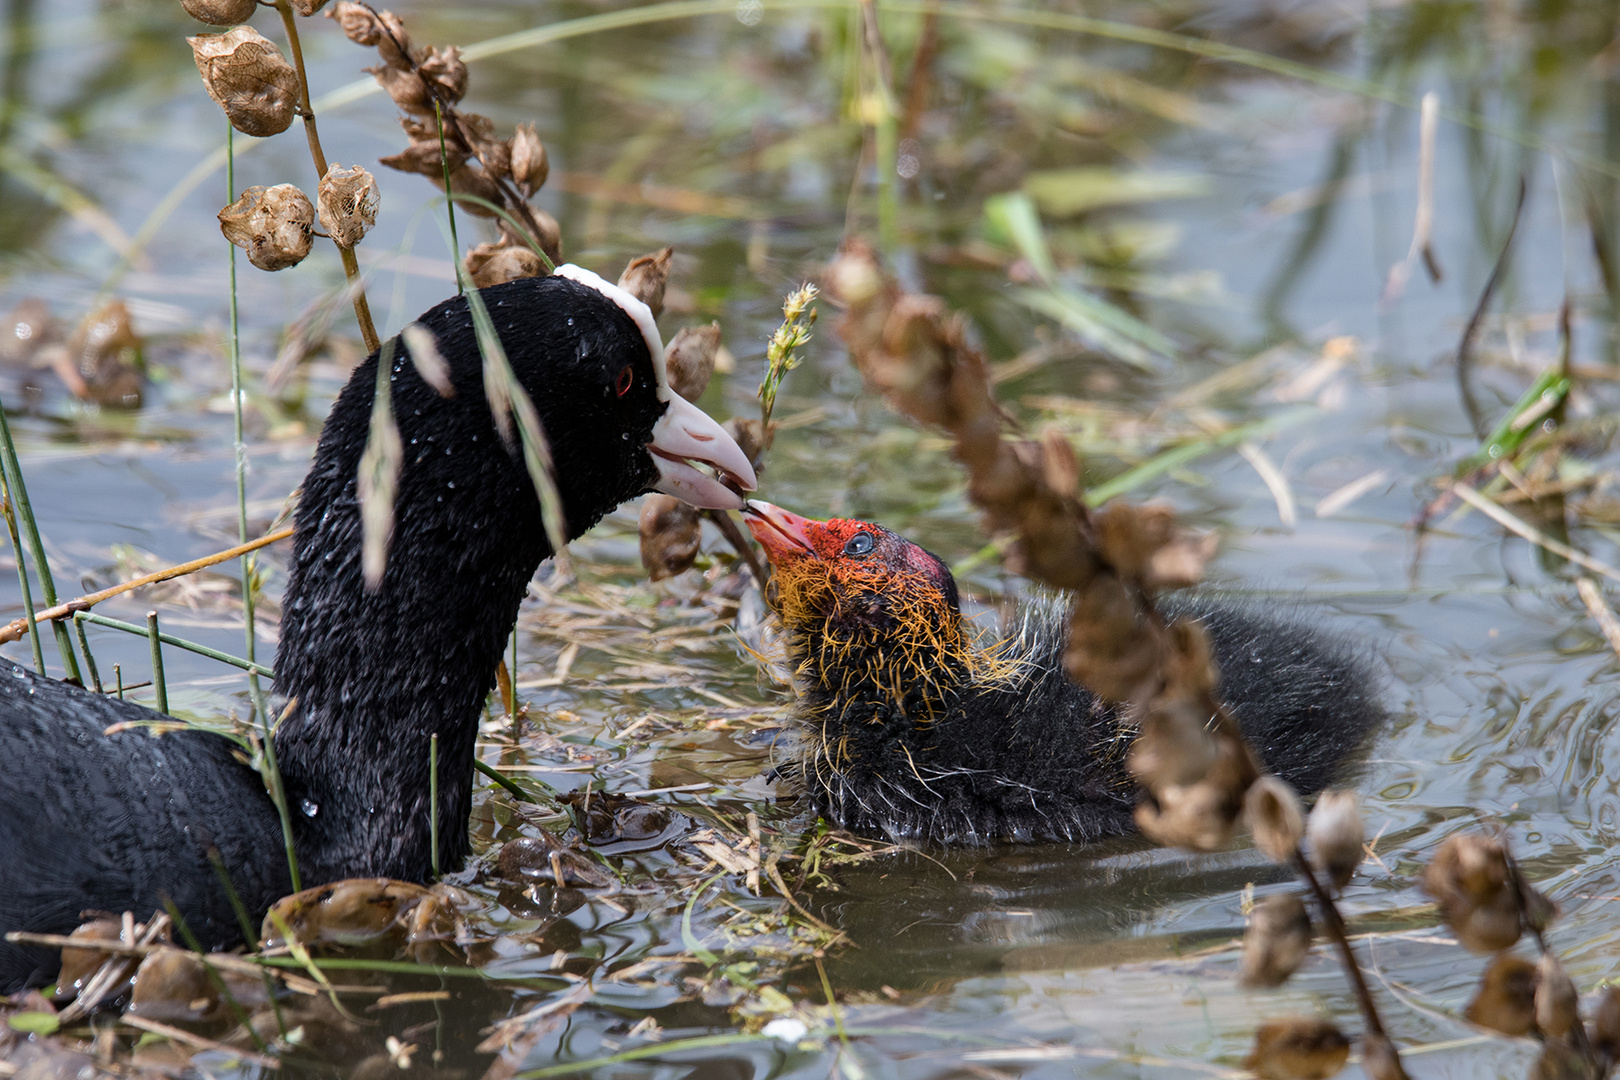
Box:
<box><xmin>0</xmin><ymin>266</ymin><xmax>756</xmax><ymax>991</ymax></box>
<box><xmin>743</xmin><ymin>502</ymin><xmax>1382</xmax><ymax>845</ymax></box>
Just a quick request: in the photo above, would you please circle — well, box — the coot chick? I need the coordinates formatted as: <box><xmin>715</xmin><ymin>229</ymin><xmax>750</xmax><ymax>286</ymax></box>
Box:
<box><xmin>0</xmin><ymin>266</ymin><xmax>756</xmax><ymax>992</ymax></box>
<box><xmin>743</xmin><ymin>502</ymin><xmax>1382</xmax><ymax>845</ymax></box>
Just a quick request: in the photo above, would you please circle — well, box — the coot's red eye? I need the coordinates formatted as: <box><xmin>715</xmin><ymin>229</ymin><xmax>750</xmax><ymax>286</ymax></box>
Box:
<box><xmin>615</xmin><ymin>365</ymin><xmax>634</xmax><ymax>397</ymax></box>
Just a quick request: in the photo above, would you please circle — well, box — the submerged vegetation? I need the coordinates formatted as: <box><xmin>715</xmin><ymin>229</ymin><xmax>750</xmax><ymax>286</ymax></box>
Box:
<box><xmin>3</xmin><ymin>0</ymin><xmax>1620</xmax><ymax>1077</ymax></box>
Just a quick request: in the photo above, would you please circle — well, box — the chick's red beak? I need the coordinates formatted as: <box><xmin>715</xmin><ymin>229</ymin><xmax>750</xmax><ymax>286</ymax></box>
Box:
<box><xmin>743</xmin><ymin>500</ymin><xmax>818</xmax><ymax>562</ymax></box>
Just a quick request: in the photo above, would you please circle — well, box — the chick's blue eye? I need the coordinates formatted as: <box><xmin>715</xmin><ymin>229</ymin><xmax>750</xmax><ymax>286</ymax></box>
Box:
<box><xmin>844</xmin><ymin>532</ymin><xmax>875</xmax><ymax>556</ymax></box>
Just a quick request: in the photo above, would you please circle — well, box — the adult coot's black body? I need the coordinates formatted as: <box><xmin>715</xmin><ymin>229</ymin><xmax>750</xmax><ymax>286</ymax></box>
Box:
<box><xmin>743</xmin><ymin>502</ymin><xmax>1382</xmax><ymax>845</ymax></box>
<box><xmin>0</xmin><ymin>267</ymin><xmax>755</xmax><ymax>991</ymax></box>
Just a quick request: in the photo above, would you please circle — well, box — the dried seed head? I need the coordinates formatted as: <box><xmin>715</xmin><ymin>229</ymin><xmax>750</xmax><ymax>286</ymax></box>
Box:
<box><xmin>188</xmin><ymin>27</ymin><xmax>300</xmax><ymax>138</ymax></box>
<box><xmin>417</xmin><ymin>45</ymin><xmax>467</xmax><ymax>106</ymax></box>
<box><xmin>65</xmin><ymin>300</ymin><xmax>143</xmax><ymax>409</ymax></box>
<box><xmin>1240</xmin><ymin>892</ymin><xmax>1311</xmax><ymax>988</ymax></box>
<box><xmin>666</xmin><ymin>323</ymin><xmax>721</xmax><ymax>401</ymax></box>
<box><xmin>1134</xmin><ymin>776</ymin><xmax>1240</xmax><ymax>852</ymax></box>
<box><xmin>1064</xmin><ymin>574</ymin><xmax>1161</xmax><ymax>702</ymax></box>
<box><xmin>218</xmin><ymin>184</ymin><xmax>314</xmax><ymax>271</ymax></box>
<box><xmin>1466</xmin><ymin>953</ymin><xmax>1538</xmax><ymax>1036</ymax></box>
<box><xmin>1128</xmin><ymin>695</ymin><xmax>1218</xmax><ymax>791</ymax></box>
<box><xmin>379</xmin><ymin>140</ymin><xmax>468</xmax><ymax>178</ymax></box>
<box><xmin>1242</xmin><ymin>1017</ymin><xmax>1349</xmax><ymax>1080</ymax></box>
<box><xmin>368</xmin><ymin>63</ymin><xmax>432</xmax><ymax>115</ymax></box>
<box><xmin>317</xmin><ymin>164</ymin><xmax>379</xmax><ymax>249</ymax></box>
<box><xmin>1535</xmin><ymin>953</ymin><xmax>1580</xmax><ymax>1040</ymax></box>
<box><xmin>180</xmin><ymin>0</ymin><xmax>258</xmax><ymax>25</ymax></box>
<box><xmin>1422</xmin><ymin>833</ymin><xmax>1523</xmax><ymax>953</ymax></box>
<box><xmin>1306</xmin><ymin>790</ymin><xmax>1364</xmax><ymax>891</ymax></box>
<box><xmin>1245</xmin><ymin>776</ymin><xmax>1305</xmax><ymax>865</ymax></box>
<box><xmin>1359</xmin><ymin>1034</ymin><xmax>1411</xmax><ymax>1080</ymax></box>
<box><xmin>639</xmin><ymin>494</ymin><xmax>701</xmax><ymax>581</ymax></box>
<box><xmin>288</xmin><ymin>0</ymin><xmax>329</xmax><ymax>14</ymax></box>
<box><xmin>327</xmin><ymin>1</ymin><xmax>398</xmax><ymax>51</ymax></box>
<box><xmin>1531</xmin><ymin>1041</ymin><xmax>1594</xmax><ymax>1080</ymax></box>
<box><xmin>434</xmin><ymin>164</ymin><xmax>502</xmax><ymax>216</ymax></box>
<box><xmin>464</xmin><ymin>241</ymin><xmax>544</xmax><ymax>288</ymax></box>
<box><xmin>1</xmin><ymin>297</ymin><xmax>57</xmax><ymax>365</ymax></box>
<box><xmin>619</xmin><ymin>248</ymin><xmax>674</xmax><ymax>320</ymax></box>
<box><xmin>509</xmin><ymin>212</ymin><xmax>562</xmax><ymax>265</ymax></box>
<box><xmin>724</xmin><ymin>417</ymin><xmax>768</xmax><ymax>472</ymax></box>
<box><xmin>1590</xmin><ymin>987</ymin><xmax>1620</xmax><ymax>1061</ymax></box>
<box><xmin>1037</xmin><ymin>428</ymin><xmax>1079</xmax><ymax>498</ymax></box>
<box><xmin>511</xmin><ymin>122</ymin><xmax>549</xmax><ymax>195</ymax></box>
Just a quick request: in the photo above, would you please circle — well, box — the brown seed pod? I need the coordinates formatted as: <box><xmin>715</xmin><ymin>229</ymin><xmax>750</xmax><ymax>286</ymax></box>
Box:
<box><xmin>1531</xmin><ymin>1041</ymin><xmax>1594</xmax><ymax>1080</ymax></box>
<box><xmin>379</xmin><ymin>139</ymin><xmax>468</xmax><ymax>178</ymax></box>
<box><xmin>1242</xmin><ymin>1016</ymin><xmax>1349</xmax><ymax>1080</ymax></box>
<box><xmin>1128</xmin><ymin>695</ymin><xmax>1218</xmax><ymax>791</ymax></box>
<box><xmin>1240</xmin><ymin>892</ymin><xmax>1312</xmax><ymax>988</ymax></box>
<box><xmin>1422</xmin><ymin>833</ymin><xmax>1523</xmax><ymax>953</ymax></box>
<box><xmin>181</xmin><ymin>0</ymin><xmax>258</xmax><ymax>25</ymax></box>
<box><xmin>1306</xmin><ymin>790</ymin><xmax>1364</xmax><ymax>891</ymax></box>
<box><xmin>433</xmin><ymin>163</ymin><xmax>503</xmax><ymax>216</ymax></box>
<box><xmin>417</xmin><ymin>45</ymin><xmax>467</xmax><ymax>106</ymax></box>
<box><xmin>619</xmin><ymin>248</ymin><xmax>674</xmax><ymax>320</ymax></box>
<box><xmin>464</xmin><ymin>241</ymin><xmax>544</xmax><ymax>288</ymax></box>
<box><xmin>1590</xmin><ymin>986</ymin><xmax>1620</xmax><ymax>1061</ymax></box>
<box><xmin>1246</xmin><ymin>775</ymin><xmax>1306</xmax><ymax>865</ymax></box>
<box><xmin>511</xmin><ymin>122</ymin><xmax>549</xmax><ymax>195</ymax></box>
<box><xmin>367</xmin><ymin>63</ymin><xmax>432</xmax><ymax>115</ymax></box>
<box><xmin>188</xmin><ymin>27</ymin><xmax>300</xmax><ymax>138</ymax></box>
<box><xmin>219</xmin><ymin>183</ymin><xmax>315</xmax><ymax>271</ymax></box>
<box><xmin>288</xmin><ymin>0</ymin><xmax>329</xmax><ymax>14</ymax></box>
<box><xmin>639</xmin><ymin>494</ymin><xmax>701</xmax><ymax>581</ymax></box>
<box><xmin>510</xmin><ymin>212</ymin><xmax>562</xmax><ymax>266</ymax></box>
<box><xmin>327</xmin><ymin>1</ymin><xmax>388</xmax><ymax>49</ymax></box>
<box><xmin>665</xmin><ymin>323</ymin><xmax>721</xmax><ymax>401</ymax></box>
<box><xmin>723</xmin><ymin>417</ymin><xmax>769</xmax><ymax>473</ymax></box>
<box><xmin>317</xmin><ymin>163</ymin><xmax>379</xmax><ymax>249</ymax></box>
<box><xmin>1535</xmin><ymin>953</ymin><xmax>1580</xmax><ymax>1040</ymax></box>
<box><xmin>1466</xmin><ymin>953</ymin><xmax>1538</xmax><ymax>1036</ymax></box>
<box><xmin>1134</xmin><ymin>775</ymin><xmax>1240</xmax><ymax>852</ymax></box>
<box><xmin>1359</xmin><ymin>1034</ymin><xmax>1411</xmax><ymax>1080</ymax></box>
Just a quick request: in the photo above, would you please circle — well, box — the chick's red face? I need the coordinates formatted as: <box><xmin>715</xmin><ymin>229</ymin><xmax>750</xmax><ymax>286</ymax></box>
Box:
<box><xmin>743</xmin><ymin>502</ymin><xmax>959</xmax><ymax>627</ymax></box>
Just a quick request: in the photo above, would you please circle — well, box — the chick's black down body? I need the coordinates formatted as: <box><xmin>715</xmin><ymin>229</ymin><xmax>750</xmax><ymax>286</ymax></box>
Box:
<box><xmin>0</xmin><ymin>273</ymin><xmax>685</xmax><ymax>992</ymax></box>
<box><xmin>801</xmin><ymin>596</ymin><xmax>1382</xmax><ymax>845</ymax></box>
<box><xmin>754</xmin><ymin>512</ymin><xmax>1384</xmax><ymax>846</ymax></box>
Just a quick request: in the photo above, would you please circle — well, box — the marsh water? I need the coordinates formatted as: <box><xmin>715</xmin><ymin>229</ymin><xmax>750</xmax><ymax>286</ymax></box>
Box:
<box><xmin>3</xmin><ymin>0</ymin><xmax>1620</xmax><ymax>1077</ymax></box>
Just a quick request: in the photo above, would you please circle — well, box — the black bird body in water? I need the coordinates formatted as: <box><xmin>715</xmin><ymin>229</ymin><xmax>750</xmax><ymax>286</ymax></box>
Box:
<box><xmin>744</xmin><ymin>502</ymin><xmax>1383</xmax><ymax>845</ymax></box>
<box><xmin>0</xmin><ymin>268</ymin><xmax>756</xmax><ymax>992</ymax></box>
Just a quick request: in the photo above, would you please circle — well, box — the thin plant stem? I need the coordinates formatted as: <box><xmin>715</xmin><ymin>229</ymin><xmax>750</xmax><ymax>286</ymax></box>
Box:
<box><xmin>259</xmin><ymin>702</ymin><xmax>301</xmax><ymax>894</ymax></box>
<box><xmin>435</xmin><ymin>101</ymin><xmax>464</xmax><ymax>297</ymax></box>
<box><xmin>1293</xmin><ymin>851</ymin><xmax>1397</xmax><ymax>1049</ymax></box>
<box><xmin>0</xmin><ymin>527</ymin><xmax>294</xmax><ymax>645</ymax></box>
<box><xmin>146</xmin><ymin>610</ymin><xmax>168</xmax><ymax>714</ymax></box>
<box><xmin>72</xmin><ymin>619</ymin><xmax>101</xmax><ymax>692</ymax></box>
<box><xmin>508</xmin><ymin>625</ymin><xmax>518</xmax><ymax>722</ymax></box>
<box><xmin>0</xmin><ymin>468</ymin><xmax>43</xmax><ymax>673</ymax></box>
<box><xmin>273</xmin><ymin>0</ymin><xmax>380</xmax><ymax>352</ymax></box>
<box><xmin>76</xmin><ymin>611</ymin><xmax>273</xmax><ymax>678</ymax></box>
<box><xmin>207</xmin><ymin>849</ymin><xmax>288</xmax><ymax>1039</ymax></box>
<box><xmin>227</xmin><ymin>122</ymin><xmax>269</xmax><ymax>726</ymax></box>
<box><xmin>0</xmin><ymin>393</ymin><xmax>80</xmax><ymax>682</ymax></box>
<box><xmin>429</xmin><ymin>732</ymin><xmax>440</xmax><ymax>878</ymax></box>
<box><xmin>472</xmin><ymin>758</ymin><xmax>544</xmax><ymax>802</ymax></box>
<box><xmin>113</xmin><ymin>663</ymin><xmax>122</xmax><ymax>700</ymax></box>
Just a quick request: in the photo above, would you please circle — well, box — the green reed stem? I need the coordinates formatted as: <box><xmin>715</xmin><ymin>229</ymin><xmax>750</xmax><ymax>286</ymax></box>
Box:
<box><xmin>435</xmin><ymin>101</ymin><xmax>464</xmax><ymax>296</ymax></box>
<box><xmin>0</xmin><ymin>467</ymin><xmax>42</xmax><ymax>674</ymax></box>
<box><xmin>72</xmin><ymin>618</ymin><xmax>101</xmax><ymax>692</ymax></box>
<box><xmin>146</xmin><ymin>610</ymin><xmax>168</xmax><ymax>714</ymax></box>
<box><xmin>472</xmin><ymin>758</ymin><xmax>545</xmax><ymax>802</ymax></box>
<box><xmin>74</xmin><ymin>610</ymin><xmax>273</xmax><ymax>678</ymax></box>
<box><xmin>429</xmin><ymin>732</ymin><xmax>440</xmax><ymax>878</ymax></box>
<box><xmin>227</xmin><ymin>122</ymin><xmax>269</xmax><ymax>725</ymax></box>
<box><xmin>113</xmin><ymin>663</ymin><xmax>122</xmax><ymax>699</ymax></box>
<box><xmin>0</xmin><ymin>395</ymin><xmax>79</xmax><ymax>682</ymax></box>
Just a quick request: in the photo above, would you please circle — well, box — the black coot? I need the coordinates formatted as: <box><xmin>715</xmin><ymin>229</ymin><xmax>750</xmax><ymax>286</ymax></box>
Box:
<box><xmin>0</xmin><ymin>267</ymin><xmax>756</xmax><ymax>991</ymax></box>
<box><xmin>743</xmin><ymin>501</ymin><xmax>1383</xmax><ymax>845</ymax></box>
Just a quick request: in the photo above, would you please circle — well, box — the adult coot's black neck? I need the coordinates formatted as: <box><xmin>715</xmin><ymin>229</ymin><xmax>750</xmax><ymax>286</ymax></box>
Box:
<box><xmin>273</xmin><ymin>269</ymin><xmax>753</xmax><ymax>884</ymax></box>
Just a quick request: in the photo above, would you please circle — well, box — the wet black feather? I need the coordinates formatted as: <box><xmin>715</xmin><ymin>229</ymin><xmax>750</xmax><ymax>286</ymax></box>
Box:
<box><xmin>0</xmin><ymin>275</ymin><xmax>667</xmax><ymax>991</ymax></box>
